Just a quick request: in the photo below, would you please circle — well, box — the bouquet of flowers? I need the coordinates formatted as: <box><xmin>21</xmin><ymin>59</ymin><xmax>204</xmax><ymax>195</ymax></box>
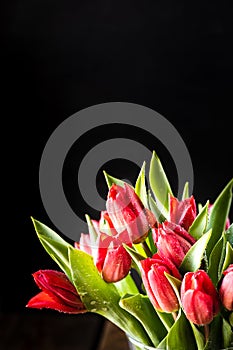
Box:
<box><xmin>27</xmin><ymin>151</ymin><xmax>233</xmax><ymax>350</ymax></box>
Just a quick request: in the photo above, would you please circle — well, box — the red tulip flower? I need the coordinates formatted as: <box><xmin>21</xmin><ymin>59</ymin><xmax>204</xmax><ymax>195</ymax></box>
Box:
<box><xmin>94</xmin><ymin>227</ymin><xmax>132</xmax><ymax>283</ymax></box>
<box><xmin>106</xmin><ymin>183</ymin><xmax>156</xmax><ymax>244</ymax></box>
<box><xmin>74</xmin><ymin>232</ymin><xmax>93</xmax><ymax>256</ymax></box>
<box><xmin>181</xmin><ymin>270</ymin><xmax>220</xmax><ymax>325</ymax></box>
<box><xmin>75</xmin><ymin>211</ymin><xmax>132</xmax><ymax>283</ymax></box>
<box><xmin>99</xmin><ymin>210</ymin><xmax>118</xmax><ymax>236</ymax></box>
<box><xmin>169</xmin><ymin>195</ymin><xmax>196</xmax><ymax>230</ymax></box>
<box><xmin>140</xmin><ymin>254</ymin><xmax>181</xmax><ymax>313</ymax></box>
<box><xmin>153</xmin><ymin>221</ymin><xmax>196</xmax><ymax>267</ymax></box>
<box><xmin>219</xmin><ymin>264</ymin><xmax>233</xmax><ymax>311</ymax></box>
<box><xmin>26</xmin><ymin>270</ymin><xmax>86</xmax><ymax>314</ymax></box>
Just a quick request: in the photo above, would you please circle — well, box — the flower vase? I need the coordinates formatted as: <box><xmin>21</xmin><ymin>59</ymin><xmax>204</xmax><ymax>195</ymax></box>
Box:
<box><xmin>126</xmin><ymin>334</ymin><xmax>232</xmax><ymax>350</ymax></box>
<box><xmin>126</xmin><ymin>334</ymin><xmax>159</xmax><ymax>350</ymax></box>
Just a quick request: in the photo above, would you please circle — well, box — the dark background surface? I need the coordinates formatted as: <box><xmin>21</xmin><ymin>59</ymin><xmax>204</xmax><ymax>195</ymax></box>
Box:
<box><xmin>2</xmin><ymin>0</ymin><xmax>233</xmax><ymax>347</ymax></box>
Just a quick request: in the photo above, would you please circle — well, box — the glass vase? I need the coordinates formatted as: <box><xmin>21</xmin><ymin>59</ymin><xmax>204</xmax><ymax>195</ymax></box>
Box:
<box><xmin>126</xmin><ymin>335</ymin><xmax>232</xmax><ymax>350</ymax></box>
<box><xmin>127</xmin><ymin>334</ymin><xmax>160</xmax><ymax>350</ymax></box>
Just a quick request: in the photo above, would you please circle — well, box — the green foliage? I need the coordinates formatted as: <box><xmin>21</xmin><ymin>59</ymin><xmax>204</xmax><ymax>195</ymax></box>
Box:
<box><xmin>135</xmin><ymin>161</ymin><xmax>148</xmax><ymax>208</ymax></box>
<box><xmin>103</xmin><ymin>170</ymin><xmax>127</xmax><ymax>189</ymax></box>
<box><xmin>29</xmin><ymin>151</ymin><xmax>233</xmax><ymax>350</ymax></box>
<box><xmin>31</xmin><ymin>217</ymin><xmax>73</xmax><ymax>280</ymax></box>
<box><xmin>120</xmin><ymin>294</ymin><xmax>167</xmax><ymax>347</ymax></box>
<box><xmin>180</xmin><ymin>230</ymin><xmax>212</xmax><ymax>274</ymax></box>
<box><xmin>189</xmin><ymin>201</ymin><xmax>209</xmax><ymax>240</ymax></box>
<box><xmin>182</xmin><ymin>181</ymin><xmax>190</xmax><ymax>200</ymax></box>
<box><xmin>69</xmin><ymin>248</ymin><xmax>151</xmax><ymax>345</ymax></box>
<box><xmin>158</xmin><ymin>309</ymin><xmax>198</xmax><ymax>350</ymax></box>
<box><xmin>149</xmin><ymin>150</ymin><xmax>173</xmax><ymax>218</ymax></box>
<box><xmin>206</xmin><ymin>178</ymin><xmax>233</xmax><ymax>259</ymax></box>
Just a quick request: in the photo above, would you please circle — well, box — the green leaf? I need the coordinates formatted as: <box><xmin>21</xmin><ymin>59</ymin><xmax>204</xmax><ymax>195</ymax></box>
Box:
<box><xmin>149</xmin><ymin>151</ymin><xmax>173</xmax><ymax>218</ymax></box>
<box><xmin>148</xmin><ymin>191</ymin><xmax>166</xmax><ymax>223</ymax></box>
<box><xmin>31</xmin><ymin>217</ymin><xmax>73</xmax><ymax>280</ymax></box>
<box><xmin>205</xmin><ymin>314</ymin><xmax>222</xmax><ymax>350</ymax></box>
<box><xmin>120</xmin><ymin>294</ymin><xmax>167</xmax><ymax>347</ymax></box>
<box><xmin>132</xmin><ymin>242</ymin><xmax>148</xmax><ymax>259</ymax></box>
<box><xmin>158</xmin><ymin>309</ymin><xmax>197</xmax><ymax>350</ymax></box>
<box><xmin>85</xmin><ymin>214</ymin><xmax>98</xmax><ymax>242</ymax></box>
<box><xmin>208</xmin><ymin>235</ymin><xmax>224</xmax><ymax>286</ymax></box>
<box><xmin>164</xmin><ymin>273</ymin><xmax>182</xmax><ymax>305</ymax></box>
<box><xmin>114</xmin><ymin>273</ymin><xmax>139</xmax><ymax>297</ymax></box>
<box><xmin>222</xmin><ymin>317</ymin><xmax>233</xmax><ymax>349</ymax></box>
<box><xmin>189</xmin><ymin>322</ymin><xmax>205</xmax><ymax>350</ymax></box>
<box><xmin>135</xmin><ymin>162</ymin><xmax>148</xmax><ymax>208</ymax></box>
<box><xmin>103</xmin><ymin>171</ymin><xmax>127</xmax><ymax>189</ymax></box>
<box><xmin>145</xmin><ymin>229</ymin><xmax>157</xmax><ymax>255</ymax></box>
<box><xmin>222</xmin><ymin>242</ymin><xmax>233</xmax><ymax>273</ymax></box>
<box><xmin>180</xmin><ymin>230</ymin><xmax>212</xmax><ymax>274</ymax></box>
<box><xmin>122</xmin><ymin>244</ymin><xmax>145</xmax><ymax>270</ymax></box>
<box><xmin>225</xmin><ymin>223</ymin><xmax>233</xmax><ymax>247</ymax></box>
<box><xmin>156</xmin><ymin>311</ymin><xmax>174</xmax><ymax>332</ymax></box>
<box><xmin>189</xmin><ymin>201</ymin><xmax>209</xmax><ymax>240</ymax></box>
<box><xmin>182</xmin><ymin>181</ymin><xmax>190</xmax><ymax>200</ymax></box>
<box><xmin>167</xmin><ymin>310</ymin><xmax>197</xmax><ymax>350</ymax></box>
<box><xmin>69</xmin><ymin>247</ymin><xmax>151</xmax><ymax>345</ymax></box>
<box><xmin>198</xmin><ymin>203</ymin><xmax>203</xmax><ymax>213</ymax></box>
<box><xmin>209</xmin><ymin>231</ymin><xmax>233</xmax><ymax>286</ymax></box>
<box><xmin>206</xmin><ymin>178</ymin><xmax>233</xmax><ymax>259</ymax></box>
<box><xmin>229</xmin><ymin>312</ymin><xmax>233</xmax><ymax>327</ymax></box>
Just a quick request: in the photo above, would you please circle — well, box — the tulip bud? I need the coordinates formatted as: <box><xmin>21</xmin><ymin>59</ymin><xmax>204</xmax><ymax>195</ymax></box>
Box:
<box><xmin>153</xmin><ymin>221</ymin><xmax>196</xmax><ymax>267</ymax></box>
<box><xmin>140</xmin><ymin>254</ymin><xmax>181</xmax><ymax>313</ymax></box>
<box><xmin>219</xmin><ymin>264</ymin><xmax>233</xmax><ymax>311</ymax></box>
<box><xmin>75</xmin><ymin>211</ymin><xmax>132</xmax><ymax>283</ymax></box>
<box><xmin>106</xmin><ymin>183</ymin><xmax>156</xmax><ymax>244</ymax></box>
<box><xmin>74</xmin><ymin>233</ymin><xmax>92</xmax><ymax>255</ymax></box>
<box><xmin>26</xmin><ymin>270</ymin><xmax>86</xmax><ymax>314</ymax></box>
<box><xmin>181</xmin><ymin>270</ymin><xmax>220</xmax><ymax>325</ymax></box>
<box><xmin>169</xmin><ymin>195</ymin><xmax>196</xmax><ymax>230</ymax></box>
<box><xmin>100</xmin><ymin>241</ymin><xmax>132</xmax><ymax>283</ymax></box>
<box><xmin>99</xmin><ymin>210</ymin><xmax>118</xmax><ymax>236</ymax></box>
<box><xmin>98</xmin><ymin>227</ymin><xmax>133</xmax><ymax>283</ymax></box>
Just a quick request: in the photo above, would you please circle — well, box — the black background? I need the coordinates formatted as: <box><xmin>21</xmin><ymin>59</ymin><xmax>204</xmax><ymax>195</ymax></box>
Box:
<box><xmin>3</xmin><ymin>0</ymin><xmax>233</xmax><ymax>316</ymax></box>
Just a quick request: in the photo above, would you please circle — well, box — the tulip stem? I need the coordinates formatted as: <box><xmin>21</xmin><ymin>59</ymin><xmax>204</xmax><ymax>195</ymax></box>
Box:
<box><xmin>141</xmin><ymin>241</ymin><xmax>152</xmax><ymax>257</ymax></box>
<box><xmin>204</xmin><ymin>324</ymin><xmax>209</xmax><ymax>343</ymax></box>
<box><xmin>172</xmin><ymin>312</ymin><xmax>177</xmax><ymax>321</ymax></box>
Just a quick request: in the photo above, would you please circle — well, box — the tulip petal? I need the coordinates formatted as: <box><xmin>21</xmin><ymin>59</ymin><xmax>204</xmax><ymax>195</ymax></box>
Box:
<box><xmin>95</xmin><ymin>233</ymin><xmax>112</xmax><ymax>272</ymax></box>
<box><xmin>26</xmin><ymin>292</ymin><xmax>86</xmax><ymax>314</ymax></box>
<box><xmin>169</xmin><ymin>196</ymin><xmax>196</xmax><ymax>230</ymax></box>
<box><xmin>181</xmin><ymin>270</ymin><xmax>220</xmax><ymax>325</ymax></box>
<box><xmin>149</xmin><ymin>266</ymin><xmax>179</xmax><ymax>312</ymax></box>
<box><xmin>102</xmin><ymin>245</ymin><xmax>132</xmax><ymax>283</ymax></box>
<box><xmin>28</xmin><ymin>270</ymin><xmax>87</xmax><ymax>314</ymax></box>
<box><xmin>140</xmin><ymin>259</ymin><xmax>161</xmax><ymax>310</ymax></box>
<box><xmin>107</xmin><ymin>183</ymin><xmax>152</xmax><ymax>243</ymax></box>
<box><xmin>75</xmin><ymin>233</ymin><xmax>92</xmax><ymax>255</ymax></box>
<box><xmin>140</xmin><ymin>255</ymin><xmax>180</xmax><ymax>313</ymax></box>
<box><xmin>219</xmin><ymin>265</ymin><xmax>233</xmax><ymax>311</ymax></box>
<box><xmin>182</xmin><ymin>290</ymin><xmax>214</xmax><ymax>325</ymax></box>
<box><xmin>155</xmin><ymin>222</ymin><xmax>195</xmax><ymax>267</ymax></box>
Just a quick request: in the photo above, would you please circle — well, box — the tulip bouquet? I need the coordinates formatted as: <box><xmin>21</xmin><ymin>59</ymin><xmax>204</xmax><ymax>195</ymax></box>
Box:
<box><xmin>27</xmin><ymin>151</ymin><xmax>233</xmax><ymax>350</ymax></box>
